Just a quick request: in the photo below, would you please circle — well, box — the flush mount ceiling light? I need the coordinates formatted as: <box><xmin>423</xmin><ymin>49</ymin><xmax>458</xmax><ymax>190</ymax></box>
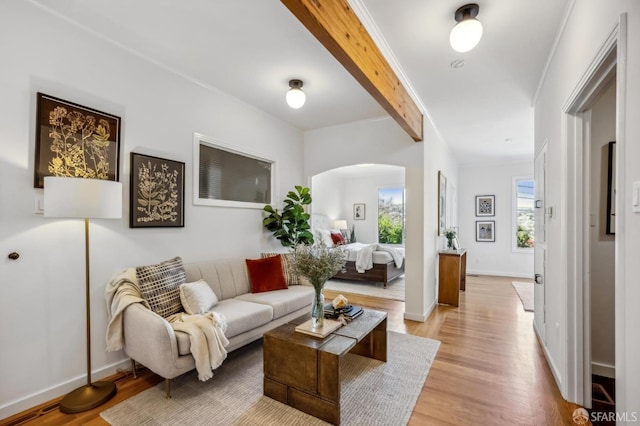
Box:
<box><xmin>449</xmin><ymin>3</ymin><xmax>483</xmax><ymax>53</ymax></box>
<box><xmin>286</xmin><ymin>79</ymin><xmax>306</xmax><ymax>109</ymax></box>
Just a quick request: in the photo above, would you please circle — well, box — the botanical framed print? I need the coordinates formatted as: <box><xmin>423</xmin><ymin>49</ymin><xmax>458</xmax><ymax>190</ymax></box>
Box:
<box><xmin>476</xmin><ymin>220</ymin><xmax>495</xmax><ymax>242</ymax></box>
<box><xmin>34</xmin><ymin>92</ymin><xmax>121</xmax><ymax>188</ymax></box>
<box><xmin>438</xmin><ymin>171</ymin><xmax>447</xmax><ymax>236</ymax></box>
<box><xmin>353</xmin><ymin>203</ymin><xmax>365</xmax><ymax>220</ymax></box>
<box><xmin>130</xmin><ymin>152</ymin><xmax>185</xmax><ymax>228</ymax></box>
<box><xmin>475</xmin><ymin>194</ymin><xmax>495</xmax><ymax>216</ymax></box>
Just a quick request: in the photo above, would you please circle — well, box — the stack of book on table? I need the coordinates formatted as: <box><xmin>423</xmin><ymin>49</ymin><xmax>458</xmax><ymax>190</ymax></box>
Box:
<box><xmin>324</xmin><ymin>303</ymin><xmax>363</xmax><ymax>320</ymax></box>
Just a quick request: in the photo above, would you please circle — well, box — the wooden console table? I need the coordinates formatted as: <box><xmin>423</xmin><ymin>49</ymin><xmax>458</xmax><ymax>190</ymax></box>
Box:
<box><xmin>438</xmin><ymin>249</ymin><xmax>467</xmax><ymax>307</ymax></box>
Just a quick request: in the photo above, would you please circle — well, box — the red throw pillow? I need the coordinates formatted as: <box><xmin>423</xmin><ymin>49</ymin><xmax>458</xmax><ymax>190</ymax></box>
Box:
<box><xmin>246</xmin><ymin>255</ymin><xmax>288</xmax><ymax>293</ymax></box>
<box><xmin>330</xmin><ymin>232</ymin><xmax>346</xmax><ymax>246</ymax></box>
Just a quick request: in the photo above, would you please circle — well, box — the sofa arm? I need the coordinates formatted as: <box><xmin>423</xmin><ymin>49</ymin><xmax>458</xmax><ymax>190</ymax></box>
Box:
<box><xmin>122</xmin><ymin>303</ymin><xmax>194</xmax><ymax>379</ymax></box>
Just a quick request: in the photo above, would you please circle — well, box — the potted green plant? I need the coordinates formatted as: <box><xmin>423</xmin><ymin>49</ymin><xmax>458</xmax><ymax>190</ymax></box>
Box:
<box><xmin>263</xmin><ymin>185</ymin><xmax>314</xmax><ymax>247</ymax></box>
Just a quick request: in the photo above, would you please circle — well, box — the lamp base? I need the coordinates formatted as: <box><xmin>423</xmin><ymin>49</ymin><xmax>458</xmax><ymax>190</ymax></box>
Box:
<box><xmin>59</xmin><ymin>381</ymin><xmax>117</xmax><ymax>414</ymax></box>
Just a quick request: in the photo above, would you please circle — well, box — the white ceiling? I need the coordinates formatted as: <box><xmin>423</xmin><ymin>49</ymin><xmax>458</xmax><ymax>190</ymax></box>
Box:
<box><xmin>31</xmin><ymin>0</ymin><xmax>568</xmax><ymax>166</ymax></box>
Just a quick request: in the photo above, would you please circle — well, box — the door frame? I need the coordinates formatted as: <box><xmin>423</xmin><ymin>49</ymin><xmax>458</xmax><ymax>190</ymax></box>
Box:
<box><xmin>561</xmin><ymin>14</ymin><xmax>626</xmax><ymax>406</ymax></box>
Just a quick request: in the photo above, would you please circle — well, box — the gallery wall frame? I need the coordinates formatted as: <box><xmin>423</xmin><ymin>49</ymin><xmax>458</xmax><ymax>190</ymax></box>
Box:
<box><xmin>130</xmin><ymin>152</ymin><xmax>185</xmax><ymax>228</ymax></box>
<box><xmin>353</xmin><ymin>203</ymin><xmax>365</xmax><ymax>220</ymax></box>
<box><xmin>606</xmin><ymin>141</ymin><xmax>616</xmax><ymax>234</ymax></box>
<box><xmin>475</xmin><ymin>194</ymin><xmax>495</xmax><ymax>216</ymax></box>
<box><xmin>476</xmin><ymin>220</ymin><xmax>495</xmax><ymax>242</ymax></box>
<box><xmin>438</xmin><ymin>171</ymin><xmax>447</xmax><ymax>236</ymax></box>
<box><xmin>34</xmin><ymin>92</ymin><xmax>121</xmax><ymax>188</ymax></box>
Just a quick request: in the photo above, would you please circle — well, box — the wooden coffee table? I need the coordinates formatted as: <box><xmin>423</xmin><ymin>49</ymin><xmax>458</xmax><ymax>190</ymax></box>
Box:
<box><xmin>263</xmin><ymin>309</ymin><xmax>387</xmax><ymax>425</ymax></box>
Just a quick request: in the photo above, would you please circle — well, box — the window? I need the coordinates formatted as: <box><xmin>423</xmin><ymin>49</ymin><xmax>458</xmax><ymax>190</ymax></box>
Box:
<box><xmin>378</xmin><ymin>187</ymin><xmax>404</xmax><ymax>244</ymax></box>
<box><xmin>193</xmin><ymin>133</ymin><xmax>275</xmax><ymax>209</ymax></box>
<box><xmin>513</xmin><ymin>177</ymin><xmax>534</xmax><ymax>251</ymax></box>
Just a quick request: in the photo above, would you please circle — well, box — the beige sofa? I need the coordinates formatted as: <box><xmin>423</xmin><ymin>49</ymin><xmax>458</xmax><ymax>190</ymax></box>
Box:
<box><xmin>121</xmin><ymin>257</ymin><xmax>314</xmax><ymax>396</ymax></box>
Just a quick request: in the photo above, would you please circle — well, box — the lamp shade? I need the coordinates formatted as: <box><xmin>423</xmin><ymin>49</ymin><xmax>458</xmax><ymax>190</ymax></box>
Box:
<box><xmin>286</xmin><ymin>88</ymin><xmax>306</xmax><ymax>109</ymax></box>
<box><xmin>286</xmin><ymin>79</ymin><xmax>306</xmax><ymax>109</ymax></box>
<box><xmin>450</xmin><ymin>18</ymin><xmax>483</xmax><ymax>52</ymax></box>
<box><xmin>333</xmin><ymin>220</ymin><xmax>348</xmax><ymax>230</ymax></box>
<box><xmin>44</xmin><ymin>177</ymin><xmax>122</xmax><ymax>219</ymax></box>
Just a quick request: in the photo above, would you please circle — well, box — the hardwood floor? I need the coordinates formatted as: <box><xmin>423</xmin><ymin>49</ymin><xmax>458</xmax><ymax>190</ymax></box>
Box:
<box><xmin>3</xmin><ymin>275</ymin><xmax>582</xmax><ymax>425</ymax></box>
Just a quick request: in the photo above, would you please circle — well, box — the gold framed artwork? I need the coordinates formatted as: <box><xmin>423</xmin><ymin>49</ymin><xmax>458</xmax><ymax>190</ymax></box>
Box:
<box><xmin>34</xmin><ymin>92</ymin><xmax>121</xmax><ymax>188</ymax></box>
<box><xmin>130</xmin><ymin>152</ymin><xmax>185</xmax><ymax>228</ymax></box>
<box><xmin>438</xmin><ymin>171</ymin><xmax>447</xmax><ymax>236</ymax></box>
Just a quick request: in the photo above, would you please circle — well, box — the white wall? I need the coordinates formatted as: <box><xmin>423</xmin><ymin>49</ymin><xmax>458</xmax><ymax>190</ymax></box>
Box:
<box><xmin>589</xmin><ymin>81</ymin><xmax>616</xmax><ymax>377</ymax></box>
<box><xmin>0</xmin><ymin>2</ymin><xmax>304</xmax><ymax>418</ymax></box>
<box><xmin>310</xmin><ymin>171</ymin><xmax>345</xmax><ymax>222</ymax></box>
<box><xmin>342</xmin><ymin>169</ymin><xmax>404</xmax><ymax>243</ymax></box>
<box><xmin>304</xmin><ymin>115</ymin><xmax>458</xmax><ymax>322</ymax></box>
<box><xmin>534</xmin><ymin>0</ymin><xmax>640</xmax><ymax>413</ymax></box>
<box><xmin>312</xmin><ymin>167</ymin><xmax>405</xmax><ymax>244</ymax></box>
<box><xmin>458</xmin><ymin>161</ymin><xmax>534</xmax><ymax>278</ymax></box>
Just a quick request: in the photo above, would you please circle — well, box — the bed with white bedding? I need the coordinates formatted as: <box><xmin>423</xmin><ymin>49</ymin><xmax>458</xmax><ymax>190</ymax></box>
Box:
<box><xmin>333</xmin><ymin>242</ymin><xmax>405</xmax><ymax>287</ymax></box>
<box><xmin>311</xmin><ymin>214</ymin><xmax>405</xmax><ymax>287</ymax></box>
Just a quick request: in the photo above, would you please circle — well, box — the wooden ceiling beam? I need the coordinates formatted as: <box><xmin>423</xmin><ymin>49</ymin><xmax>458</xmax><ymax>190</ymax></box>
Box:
<box><xmin>281</xmin><ymin>0</ymin><xmax>423</xmax><ymax>142</ymax></box>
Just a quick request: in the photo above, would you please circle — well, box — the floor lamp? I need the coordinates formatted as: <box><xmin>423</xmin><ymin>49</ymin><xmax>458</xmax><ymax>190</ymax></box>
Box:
<box><xmin>44</xmin><ymin>176</ymin><xmax>122</xmax><ymax>413</ymax></box>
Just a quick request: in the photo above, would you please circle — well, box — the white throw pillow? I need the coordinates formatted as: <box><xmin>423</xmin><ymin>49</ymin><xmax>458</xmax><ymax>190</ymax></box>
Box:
<box><xmin>179</xmin><ymin>280</ymin><xmax>218</xmax><ymax>315</ymax></box>
<box><xmin>316</xmin><ymin>229</ymin><xmax>334</xmax><ymax>247</ymax></box>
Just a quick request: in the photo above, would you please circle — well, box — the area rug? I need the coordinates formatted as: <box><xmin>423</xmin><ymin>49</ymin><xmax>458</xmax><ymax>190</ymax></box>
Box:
<box><xmin>512</xmin><ymin>281</ymin><xmax>534</xmax><ymax>312</ymax></box>
<box><xmin>324</xmin><ymin>275</ymin><xmax>405</xmax><ymax>301</ymax></box>
<box><xmin>101</xmin><ymin>331</ymin><xmax>439</xmax><ymax>425</ymax></box>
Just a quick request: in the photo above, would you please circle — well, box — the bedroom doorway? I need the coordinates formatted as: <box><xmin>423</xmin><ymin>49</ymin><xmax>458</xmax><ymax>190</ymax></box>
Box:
<box><xmin>311</xmin><ymin>164</ymin><xmax>406</xmax><ymax>302</ymax></box>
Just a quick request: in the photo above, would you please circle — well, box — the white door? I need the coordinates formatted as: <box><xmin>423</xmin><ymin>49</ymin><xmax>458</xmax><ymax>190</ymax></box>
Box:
<box><xmin>534</xmin><ymin>144</ymin><xmax>547</xmax><ymax>340</ymax></box>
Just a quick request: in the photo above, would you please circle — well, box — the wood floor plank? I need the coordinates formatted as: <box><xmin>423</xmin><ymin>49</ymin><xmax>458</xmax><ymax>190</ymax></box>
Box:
<box><xmin>3</xmin><ymin>276</ymin><xmax>582</xmax><ymax>425</ymax></box>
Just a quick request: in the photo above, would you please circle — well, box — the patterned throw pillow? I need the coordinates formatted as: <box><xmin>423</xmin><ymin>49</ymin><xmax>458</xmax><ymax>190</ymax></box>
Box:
<box><xmin>136</xmin><ymin>256</ymin><xmax>186</xmax><ymax>318</ymax></box>
<box><xmin>260</xmin><ymin>252</ymin><xmax>299</xmax><ymax>285</ymax></box>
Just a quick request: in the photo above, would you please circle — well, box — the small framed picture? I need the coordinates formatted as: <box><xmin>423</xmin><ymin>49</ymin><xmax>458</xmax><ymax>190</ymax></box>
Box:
<box><xmin>130</xmin><ymin>152</ymin><xmax>185</xmax><ymax>228</ymax></box>
<box><xmin>475</xmin><ymin>195</ymin><xmax>495</xmax><ymax>216</ymax></box>
<box><xmin>353</xmin><ymin>203</ymin><xmax>365</xmax><ymax>220</ymax></box>
<box><xmin>476</xmin><ymin>221</ymin><xmax>495</xmax><ymax>242</ymax></box>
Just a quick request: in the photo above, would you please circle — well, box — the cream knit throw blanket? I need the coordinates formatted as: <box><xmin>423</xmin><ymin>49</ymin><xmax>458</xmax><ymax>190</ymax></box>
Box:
<box><xmin>104</xmin><ymin>268</ymin><xmax>228</xmax><ymax>381</ymax></box>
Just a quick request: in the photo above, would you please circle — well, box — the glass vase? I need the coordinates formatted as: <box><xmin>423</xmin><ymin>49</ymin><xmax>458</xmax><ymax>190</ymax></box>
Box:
<box><xmin>311</xmin><ymin>286</ymin><xmax>325</xmax><ymax>329</ymax></box>
<box><xmin>447</xmin><ymin>238</ymin><xmax>454</xmax><ymax>249</ymax></box>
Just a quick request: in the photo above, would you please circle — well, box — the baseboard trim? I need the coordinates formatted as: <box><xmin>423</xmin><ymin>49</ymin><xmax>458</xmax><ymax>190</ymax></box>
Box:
<box><xmin>467</xmin><ymin>269</ymin><xmax>533</xmax><ymax>279</ymax></box>
<box><xmin>0</xmin><ymin>358</ymin><xmax>130</xmax><ymax>420</ymax></box>
<box><xmin>404</xmin><ymin>298</ymin><xmax>436</xmax><ymax>322</ymax></box>
<box><xmin>592</xmin><ymin>362</ymin><xmax>615</xmax><ymax>379</ymax></box>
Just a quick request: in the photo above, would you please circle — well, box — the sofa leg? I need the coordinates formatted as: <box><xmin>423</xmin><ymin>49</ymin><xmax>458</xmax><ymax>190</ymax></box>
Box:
<box><xmin>130</xmin><ymin>358</ymin><xmax>137</xmax><ymax>379</ymax></box>
<box><xmin>165</xmin><ymin>378</ymin><xmax>171</xmax><ymax>399</ymax></box>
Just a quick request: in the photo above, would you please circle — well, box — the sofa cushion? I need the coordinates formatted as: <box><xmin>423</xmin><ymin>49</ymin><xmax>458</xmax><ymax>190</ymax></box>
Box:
<box><xmin>136</xmin><ymin>256</ymin><xmax>186</xmax><ymax>318</ymax></box>
<box><xmin>245</xmin><ymin>256</ymin><xmax>288</xmax><ymax>293</ymax></box>
<box><xmin>179</xmin><ymin>279</ymin><xmax>218</xmax><ymax>315</ymax></box>
<box><xmin>261</xmin><ymin>252</ymin><xmax>299</xmax><ymax>285</ymax></box>
<box><xmin>175</xmin><ymin>299</ymin><xmax>273</xmax><ymax>355</ymax></box>
<box><xmin>235</xmin><ymin>285</ymin><xmax>314</xmax><ymax>320</ymax></box>
<box><xmin>183</xmin><ymin>259</ymin><xmax>250</xmax><ymax>300</ymax></box>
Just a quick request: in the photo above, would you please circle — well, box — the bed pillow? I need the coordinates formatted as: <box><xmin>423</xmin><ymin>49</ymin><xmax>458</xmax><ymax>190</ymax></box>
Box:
<box><xmin>330</xmin><ymin>232</ymin><xmax>346</xmax><ymax>246</ymax></box>
<box><xmin>136</xmin><ymin>256</ymin><xmax>186</xmax><ymax>318</ymax></box>
<box><xmin>246</xmin><ymin>255</ymin><xmax>288</xmax><ymax>293</ymax></box>
<box><xmin>316</xmin><ymin>229</ymin><xmax>334</xmax><ymax>247</ymax></box>
<box><xmin>179</xmin><ymin>279</ymin><xmax>218</xmax><ymax>315</ymax></box>
<box><xmin>261</xmin><ymin>252</ymin><xmax>299</xmax><ymax>285</ymax></box>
